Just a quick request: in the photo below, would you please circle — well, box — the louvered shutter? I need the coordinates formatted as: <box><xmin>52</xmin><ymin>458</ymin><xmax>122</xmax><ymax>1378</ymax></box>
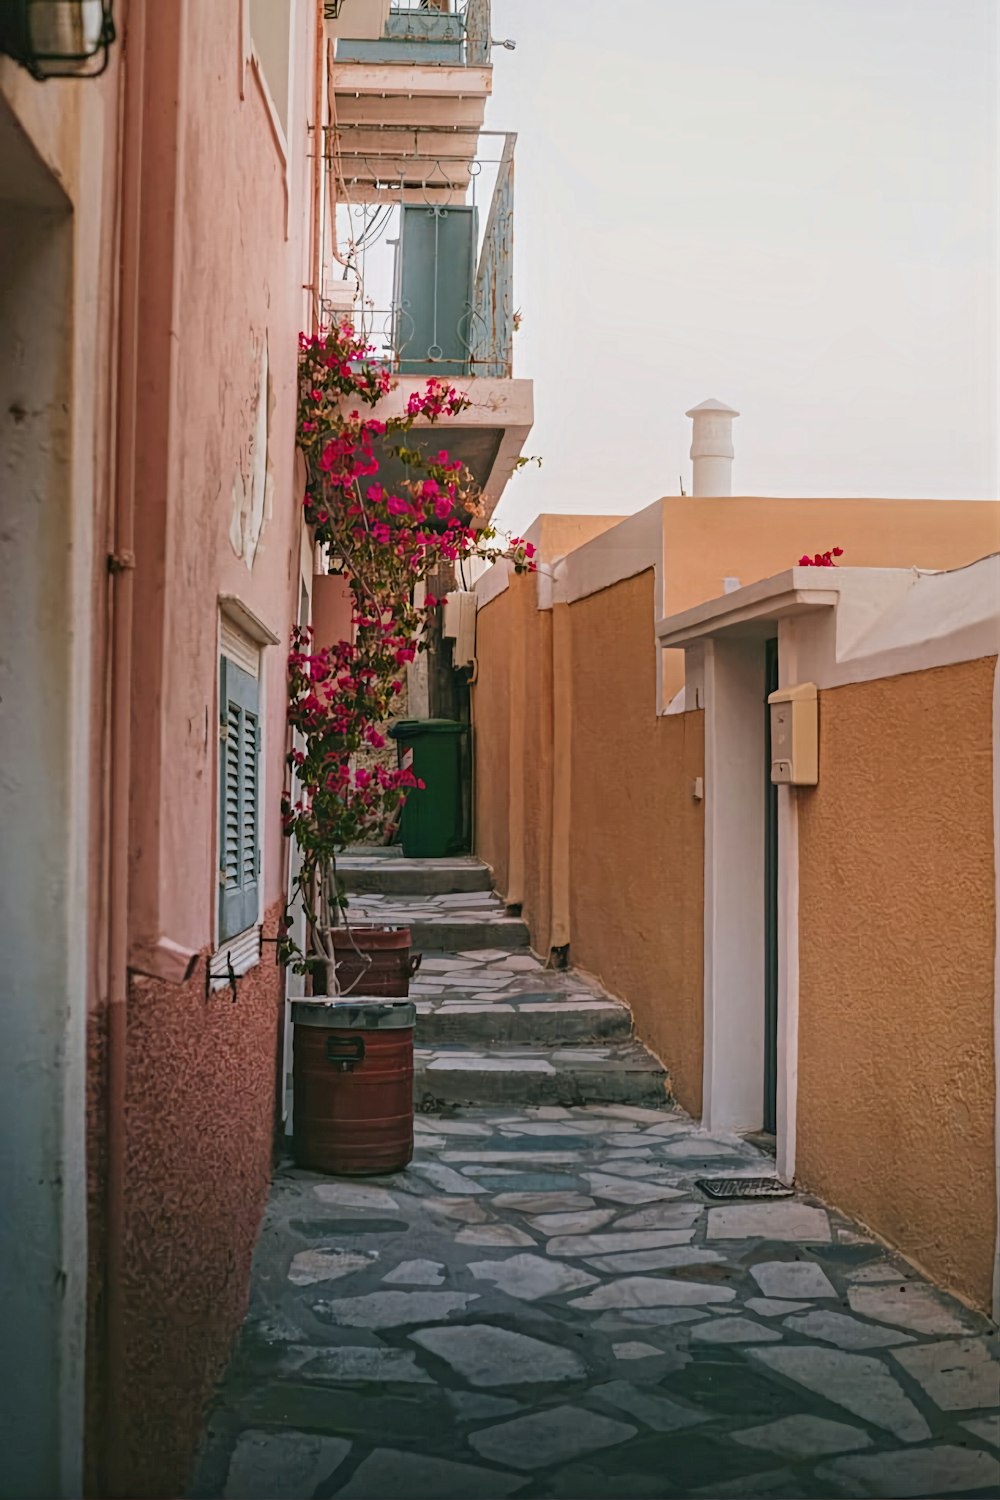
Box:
<box><xmin>219</xmin><ymin>656</ymin><xmax>261</xmax><ymax>942</ymax></box>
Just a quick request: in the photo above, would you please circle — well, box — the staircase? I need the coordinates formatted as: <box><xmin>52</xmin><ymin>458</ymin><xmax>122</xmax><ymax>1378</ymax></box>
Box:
<box><xmin>337</xmin><ymin>853</ymin><xmax>671</xmax><ymax>1110</ymax></box>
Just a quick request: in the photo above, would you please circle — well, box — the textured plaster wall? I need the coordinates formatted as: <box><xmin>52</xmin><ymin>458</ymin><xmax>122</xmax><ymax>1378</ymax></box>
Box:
<box><xmin>797</xmin><ymin>658</ymin><xmax>997</xmax><ymax>1312</ymax></box>
<box><xmin>472</xmin><ymin>593</ymin><xmax>512</xmax><ymax>895</ymax></box>
<box><xmin>111</xmin><ymin>903</ymin><xmax>283</xmax><ymax>1498</ymax></box>
<box><xmin>568</xmin><ymin>572</ymin><xmax>706</xmax><ymax>1113</ymax></box>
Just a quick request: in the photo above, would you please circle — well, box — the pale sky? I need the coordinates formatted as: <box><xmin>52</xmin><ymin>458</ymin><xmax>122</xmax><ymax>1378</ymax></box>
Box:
<box><xmin>484</xmin><ymin>0</ymin><xmax>999</xmax><ymax>534</ymax></box>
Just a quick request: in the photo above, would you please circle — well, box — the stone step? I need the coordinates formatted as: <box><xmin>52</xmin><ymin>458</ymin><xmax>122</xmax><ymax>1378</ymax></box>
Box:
<box><xmin>415</xmin><ymin>993</ymin><xmax>633</xmax><ymax>1047</ymax></box>
<box><xmin>345</xmin><ymin>893</ymin><xmax>529</xmax><ymax>952</ymax></box>
<box><xmin>414</xmin><ymin>1041</ymin><xmax>670</xmax><ymax>1110</ymax></box>
<box><xmin>409</xmin><ymin>917</ymin><xmax>530</xmax><ymax>952</ymax></box>
<box><xmin>338</xmin><ymin>854</ymin><xmax>493</xmax><ymax>898</ymax></box>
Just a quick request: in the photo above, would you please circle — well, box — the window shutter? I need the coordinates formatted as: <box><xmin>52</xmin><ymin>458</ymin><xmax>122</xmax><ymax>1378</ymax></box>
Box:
<box><xmin>219</xmin><ymin>656</ymin><xmax>261</xmax><ymax>942</ymax></box>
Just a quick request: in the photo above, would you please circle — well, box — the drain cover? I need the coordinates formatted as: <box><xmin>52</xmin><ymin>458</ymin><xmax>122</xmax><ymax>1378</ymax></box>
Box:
<box><xmin>695</xmin><ymin>1176</ymin><xmax>793</xmax><ymax>1201</ymax></box>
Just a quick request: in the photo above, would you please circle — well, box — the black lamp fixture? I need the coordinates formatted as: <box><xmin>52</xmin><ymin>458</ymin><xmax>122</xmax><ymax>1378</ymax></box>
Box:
<box><xmin>0</xmin><ymin>0</ymin><xmax>116</xmax><ymax>80</ymax></box>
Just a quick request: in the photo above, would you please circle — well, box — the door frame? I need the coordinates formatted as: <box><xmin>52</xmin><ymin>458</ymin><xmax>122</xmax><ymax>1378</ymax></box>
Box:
<box><xmin>698</xmin><ymin>625</ymin><xmax>799</xmax><ymax>1181</ymax></box>
<box><xmin>764</xmin><ymin>637</ymin><xmax>779</xmax><ymax>1134</ymax></box>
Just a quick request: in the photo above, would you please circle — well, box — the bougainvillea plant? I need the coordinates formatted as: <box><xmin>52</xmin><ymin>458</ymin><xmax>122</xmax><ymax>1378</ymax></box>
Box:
<box><xmin>280</xmin><ymin>321</ymin><xmax>535</xmax><ymax>983</ymax></box>
<box><xmin>798</xmin><ymin>547</ymin><xmax>844</xmax><ymax>567</ymax></box>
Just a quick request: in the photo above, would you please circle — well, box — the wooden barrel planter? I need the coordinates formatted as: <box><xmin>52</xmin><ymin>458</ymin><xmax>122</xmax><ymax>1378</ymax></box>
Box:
<box><xmin>328</xmin><ymin>924</ymin><xmax>421</xmax><ymax>997</ymax></box>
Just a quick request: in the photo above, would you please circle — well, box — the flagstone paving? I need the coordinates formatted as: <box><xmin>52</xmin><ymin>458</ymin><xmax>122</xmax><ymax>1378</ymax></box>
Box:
<box><xmin>192</xmin><ymin>1108</ymin><xmax>999</xmax><ymax>1499</ymax></box>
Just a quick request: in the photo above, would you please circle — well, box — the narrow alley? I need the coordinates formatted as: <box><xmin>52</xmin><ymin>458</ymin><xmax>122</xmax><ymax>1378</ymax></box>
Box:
<box><xmin>2</xmin><ymin>4</ymin><xmax>998</xmax><ymax>1497</ymax></box>
<box><xmin>192</xmin><ymin>857</ymin><xmax>999</xmax><ymax>1500</ymax></box>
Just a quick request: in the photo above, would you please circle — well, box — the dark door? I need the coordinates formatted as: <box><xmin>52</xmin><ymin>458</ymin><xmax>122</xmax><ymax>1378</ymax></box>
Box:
<box><xmin>763</xmin><ymin>638</ymin><xmax>779</xmax><ymax>1133</ymax></box>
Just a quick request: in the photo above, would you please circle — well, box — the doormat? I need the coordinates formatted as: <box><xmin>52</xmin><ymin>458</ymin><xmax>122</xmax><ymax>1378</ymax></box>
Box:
<box><xmin>695</xmin><ymin>1176</ymin><xmax>793</xmax><ymax>1201</ymax></box>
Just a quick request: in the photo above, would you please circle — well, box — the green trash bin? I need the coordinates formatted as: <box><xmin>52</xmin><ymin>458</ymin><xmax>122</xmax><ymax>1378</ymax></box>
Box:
<box><xmin>388</xmin><ymin>718</ymin><xmax>467</xmax><ymax>858</ymax></box>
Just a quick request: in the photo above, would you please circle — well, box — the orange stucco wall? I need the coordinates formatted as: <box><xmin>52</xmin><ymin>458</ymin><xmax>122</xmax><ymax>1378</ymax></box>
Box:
<box><xmin>472</xmin><ymin>591</ymin><xmax>512</xmax><ymax>897</ymax></box>
<box><xmin>569</xmin><ymin>572</ymin><xmax>705</xmax><ymax>1113</ymax></box>
<box><xmin>662</xmin><ymin>495</ymin><xmax>1000</xmax><ymax>618</ymax></box>
<box><xmin>797</xmin><ymin>657</ymin><xmax>997</xmax><ymax>1312</ymax></box>
<box><xmin>526</xmin><ymin>513</ymin><xmax>627</xmax><ymax>562</ymax></box>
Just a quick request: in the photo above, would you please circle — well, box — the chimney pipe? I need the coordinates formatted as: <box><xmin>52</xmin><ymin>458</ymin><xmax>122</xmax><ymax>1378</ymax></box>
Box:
<box><xmin>686</xmin><ymin>399</ymin><xmax>739</xmax><ymax>496</ymax></box>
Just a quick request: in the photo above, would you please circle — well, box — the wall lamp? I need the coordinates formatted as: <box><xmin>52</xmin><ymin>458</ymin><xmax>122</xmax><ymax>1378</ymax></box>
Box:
<box><xmin>0</xmin><ymin>0</ymin><xmax>116</xmax><ymax>80</ymax></box>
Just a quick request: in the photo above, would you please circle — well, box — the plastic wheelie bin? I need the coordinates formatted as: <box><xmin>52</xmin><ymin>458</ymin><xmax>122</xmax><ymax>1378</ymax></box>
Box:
<box><xmin>388</xmin><ymin>718</ymin><xmax>466</xmax><ymax>858</ymax></box>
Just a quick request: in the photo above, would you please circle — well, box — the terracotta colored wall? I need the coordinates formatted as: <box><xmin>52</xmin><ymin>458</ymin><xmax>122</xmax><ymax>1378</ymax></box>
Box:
<box><xmin>568</xmin><ymin>572</ymin><xmax>705</xmax><ymax>1113</ymax></box>
<box><xmin>87</xmin><ymin>907</ymin><xmax>283</xmax><ymax>1498</ymax></box>
<box><xmin>662</xmin><ymin>495</ymin><xmax>1000</xmax><ymax>618</ymax></box>
<box><xmin>473</xmin><ymin>592</ymin><xmax>512</xmax><ymax>895</ymax></box>
<box><xmin>797</xmin><ymin>658</ymin><xmax>997</xmax><ymax>1311</ymax></box>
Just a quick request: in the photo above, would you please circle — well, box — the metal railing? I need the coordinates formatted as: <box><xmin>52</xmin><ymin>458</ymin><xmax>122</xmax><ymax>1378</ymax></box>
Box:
<box><xmin>470</xmin><ymin>130</ymin><xmax>514</xmax><ymax>376</ymax></box>
<box><xmin>337</xmin><ymin>0</ymin><xmax>491</xmax><ymax>63</ymax></box>
<box><xmin>324</xmin><ymin>132</ymin><xmax>515</xmax><ymax>378</ymax></box>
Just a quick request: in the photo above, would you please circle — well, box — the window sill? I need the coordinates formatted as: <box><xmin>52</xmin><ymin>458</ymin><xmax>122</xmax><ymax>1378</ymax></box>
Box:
<box><xmin>209</xmin><ymin>924</ymin><xmax>262</xmax><ymax>988</ymax></box>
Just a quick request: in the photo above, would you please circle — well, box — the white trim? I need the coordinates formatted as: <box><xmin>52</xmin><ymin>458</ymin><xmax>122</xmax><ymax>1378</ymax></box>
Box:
<box><xmin>776</xmin><ymin>616</ymin><xmax>801</xmax><ymax>1184</ymax></box>
<box><xmin>219</xmin><ymin>593</ymin><xmax>281</xmax><ymax>645</ymax></box>
<box><xmin>657</xmin><ymin>558</ymin><xmax>1000</xmax><ymax>688</ymax></box>
<box><xmin>221</xmin><ymin>616</ymin><xmax>261</xmax><ymax>677</ymax></box>
<box><xmin>701</xmin><ymin>636</ymin><xmax>768</xmax><ymax>1132</ymax></box>
<box><xmin>992</xmin><ymin>654</ymin><xmax>1000</xmax><ymax>1325</ymax></box>
<box><xmin>474</xmin><ymin>557</ymin><xmax>512</xmax><ymax>608</ymax></box>
<box><xmin>209</xmin><ymin>924</ymin><xmax>262</xmax><ymax>987</ymax></box>
<box><xmin>553</xmin><ymin>499</ymin><xmax>663</xmax><ymax>610</ymax></box>
<box><xmin>215</xmin><ymin>611</ymin><xmax>270</xmax><ymax>959</ymax></box>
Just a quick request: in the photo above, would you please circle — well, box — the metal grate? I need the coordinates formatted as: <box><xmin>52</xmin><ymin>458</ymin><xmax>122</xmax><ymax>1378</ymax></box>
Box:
<box><xmin>695</xmin><ymin>1176</ymin><xmax>793</xmax><ymax>1201</ymax></box>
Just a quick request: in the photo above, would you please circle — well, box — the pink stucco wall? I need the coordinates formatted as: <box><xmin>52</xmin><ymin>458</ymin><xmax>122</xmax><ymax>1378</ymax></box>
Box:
<box><xmin>129</xmin><ymin>0</ymin><xmax>313</xmax><ymax>968</ymax></box>
<box><xmin>82</xmin><ymin>3</ymin><xmax>319</xmax><ymax>1492</ymax></box>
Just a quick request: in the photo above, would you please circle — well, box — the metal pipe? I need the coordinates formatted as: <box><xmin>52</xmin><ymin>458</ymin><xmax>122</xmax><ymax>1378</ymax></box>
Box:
<box><xmin>104</xmin><ymin>0</ymin><xmax>145</xmax><ymax>1487</ymax></box>
<box><xmin>311</xmin><ymin>0</ymin><xmax>324</xmax><ymax>325</ymax></box>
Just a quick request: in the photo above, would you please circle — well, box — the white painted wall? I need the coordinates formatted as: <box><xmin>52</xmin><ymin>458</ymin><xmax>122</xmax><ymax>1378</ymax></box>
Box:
<box><xmin>702</xmin><ymin>635</ymin><xmax>768</xmax><ymax>1132</ymax></box>
<box><xmin>0</xmin><ymin>146</ymin><xmax>88</xmax><ymax>1498</ymax></box>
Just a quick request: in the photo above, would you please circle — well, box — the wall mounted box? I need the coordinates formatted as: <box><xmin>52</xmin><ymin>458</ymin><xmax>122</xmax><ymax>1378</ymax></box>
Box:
<box><xmin>768</xmin><ymin>681</ymin><xmax>818</xmax><ymax>786</ymax></box>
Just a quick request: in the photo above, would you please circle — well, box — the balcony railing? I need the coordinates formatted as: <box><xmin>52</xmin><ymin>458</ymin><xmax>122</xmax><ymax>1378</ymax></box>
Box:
<box><xmin>336</xmin><ymin>0</ymin><xmax>491</xmax><ymax>65</ymax></box>
<box><xmin>324</xmin><ymin>133</ymin><xmax>515</xmax><ymax>379</ymax></box>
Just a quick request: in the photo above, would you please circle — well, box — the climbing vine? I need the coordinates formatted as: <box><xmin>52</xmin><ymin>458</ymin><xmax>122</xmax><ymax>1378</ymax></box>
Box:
<box><xmin>280</xmin><ymin>322</ymin><xmax>535</xmax><ymax>979</ymax></box>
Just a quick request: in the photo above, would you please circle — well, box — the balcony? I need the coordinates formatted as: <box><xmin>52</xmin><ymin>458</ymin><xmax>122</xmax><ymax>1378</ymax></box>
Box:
<box><xmin>334</xmin><ymin>0</ymin><xmax>492</xmax><ymax>66</ymax></box>
<box><xmin>323</xmin><ymin>131</ymin><xmax>531</xmax><ymax>516</ymax></box>
<box><xmin>330</xmin><ymin>1</ymin><xmax>492</xmax><ymax>169</ymax></box>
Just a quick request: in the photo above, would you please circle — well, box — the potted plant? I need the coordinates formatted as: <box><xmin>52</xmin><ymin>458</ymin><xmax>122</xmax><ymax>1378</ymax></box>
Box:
<box><xmin>279</xmin><ymin>321</ymin><xmax>535</xmax><ymax>995</ymax></box>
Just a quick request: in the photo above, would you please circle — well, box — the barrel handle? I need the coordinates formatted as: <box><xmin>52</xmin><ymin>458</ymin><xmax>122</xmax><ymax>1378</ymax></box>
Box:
<box><xmin>408</xmin><ymin>953</ymin><xmax>422</xmax><ymax>978</ymax></box>
<box><xmin>325</xmin><ymin>1034</ymin><xmax>366</xmax><ymax>1071</ymax></box>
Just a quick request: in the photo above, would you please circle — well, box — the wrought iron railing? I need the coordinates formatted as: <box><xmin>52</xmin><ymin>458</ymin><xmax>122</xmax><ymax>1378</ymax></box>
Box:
<box><xmin>470</xmin><ymin>130</ymin><xmax>514</xmax><ymax>377</ymax></box>
<box><xmin>336</xmin><ymin>0</ymin><xmax>491</xmax><ymax>63</ymax></box>
<box><xmin>324</xmin><ymin>133</ymin><xmax>515</xmax><ymax>378</ymax></box>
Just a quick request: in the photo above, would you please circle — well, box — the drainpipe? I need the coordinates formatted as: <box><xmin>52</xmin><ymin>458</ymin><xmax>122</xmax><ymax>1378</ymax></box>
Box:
<box><xmin>686</xmin><ymin>399</ymin><xmax>739</xmax><ymax>496</ymax></box>
<box><xmin>104</xmin><ymin>0</ymin><xmax>145</xmax><ymax>1488</ymax></box>
<box><xmin>310</xmin><ymin>0</ymin><xmax>324</xmax><ymax>327</ymax></box>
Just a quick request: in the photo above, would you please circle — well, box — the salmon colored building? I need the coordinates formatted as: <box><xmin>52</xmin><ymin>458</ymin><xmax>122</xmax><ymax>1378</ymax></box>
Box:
<box><xmin>0</xmin><ymin>1</ymin><xmax>531</xmax><ymax>1495</ymax></box>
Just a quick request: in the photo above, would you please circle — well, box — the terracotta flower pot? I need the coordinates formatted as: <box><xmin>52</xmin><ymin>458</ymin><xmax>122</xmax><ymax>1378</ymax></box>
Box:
<box><xmin>326</xmin><ymin>924</ymin><xmax>421</xmax><ymax>997</ymax></box>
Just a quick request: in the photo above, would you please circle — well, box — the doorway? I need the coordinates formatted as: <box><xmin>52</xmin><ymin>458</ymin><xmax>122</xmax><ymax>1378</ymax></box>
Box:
<box><xmin>763</xmin><ymin>637</ymin><xmax>779</xmax><ymax>1134</ymax></box>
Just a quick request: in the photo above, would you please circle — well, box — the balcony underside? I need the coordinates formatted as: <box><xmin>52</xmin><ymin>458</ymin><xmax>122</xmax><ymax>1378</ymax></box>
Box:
<box><xmin>331</xmin><ymin>61</ymin><xmax>491</xmax><ymax>146</ymax></box>
<box><xmin>366</xmin><ymin>376</ymin><xmax>533</xmax><ymax>521</ymax></box>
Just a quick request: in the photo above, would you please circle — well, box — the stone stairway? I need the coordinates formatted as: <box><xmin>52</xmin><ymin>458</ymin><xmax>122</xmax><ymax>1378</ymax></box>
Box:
<box><xmin>337</xmin><ymin>853</ymin><xmax>670</xmax><ymax>1111</ymax></box>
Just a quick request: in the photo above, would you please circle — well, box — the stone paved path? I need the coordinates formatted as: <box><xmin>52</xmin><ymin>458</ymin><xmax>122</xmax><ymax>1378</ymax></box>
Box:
<box><xmin>192</xmin><ymin>1107</ymin><xmax>999</xmax><ymax>1499</ymax></box>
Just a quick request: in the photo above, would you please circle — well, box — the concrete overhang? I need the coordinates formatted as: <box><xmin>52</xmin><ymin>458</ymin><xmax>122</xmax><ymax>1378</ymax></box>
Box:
<box><xmin>656</xmin><ymin>568</ymin><xmax>840</xmax><ymax>647</ymax></box>
<box><xmin>364</xmin><ymin>374</ymin><xmax>533</xmax><ymax>521</ymax></box>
